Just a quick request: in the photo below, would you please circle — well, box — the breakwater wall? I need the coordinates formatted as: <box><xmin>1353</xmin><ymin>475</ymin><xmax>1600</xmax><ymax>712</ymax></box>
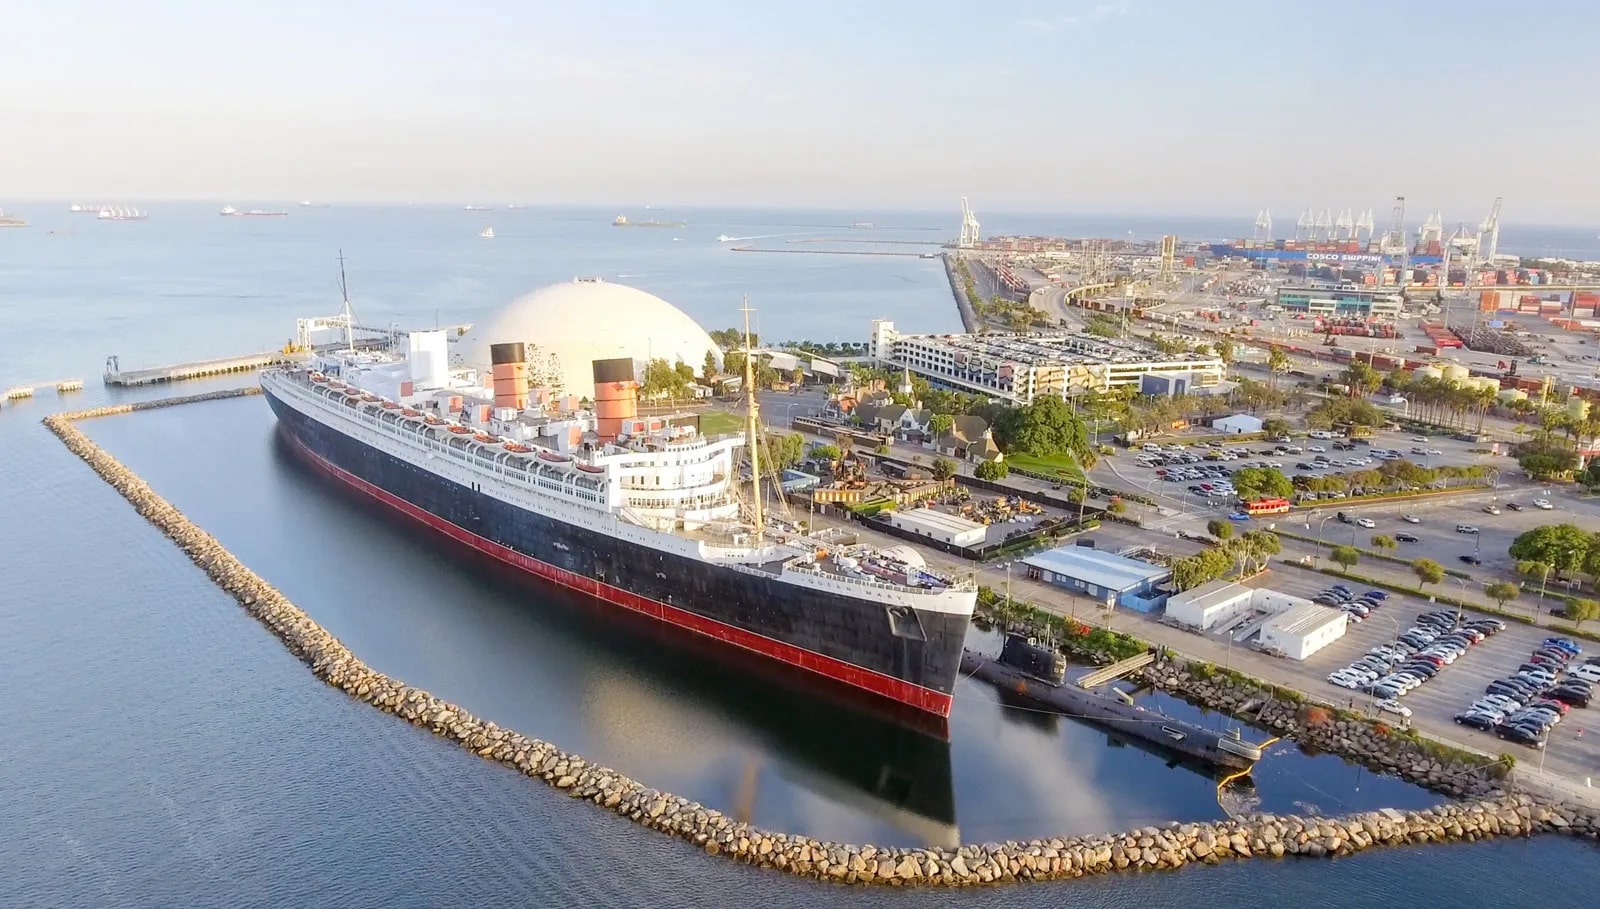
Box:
<box><xmin>941</xmin><ymin>253</ymin><xmax>979</xmax><ymax>333</ymax></box>
<box><xmin>42</xmin><ymin>388</ymin><xmax>1600</xmax><ymax>886</ymax></box>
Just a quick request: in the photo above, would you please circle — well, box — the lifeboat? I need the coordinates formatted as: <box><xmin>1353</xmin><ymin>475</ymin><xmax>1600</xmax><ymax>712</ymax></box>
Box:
<box><xmin>423</xmin><ymin>415</ymin><xmax>444</xmax><ymax>425</ymax></box>
<box><xmin>360</xmin><ymin>394</ymin><xmax>378</xmax><ymax>403</ymax></box>
<box><xmin>381</xmin><ymin>401</ymin><xmax>400</xmax><ymax>410</ymax></box>
<box><xmin>576</xmin><ymin>463</ymin><xmax>605</xmax><ymax>474</ymax></box>
<box><xmin>448</xmin><ymin>425</ymin><xmax>473</xmax><ymax>434</ymax></box>
<box><xmin>310</xmin><ymin>373</ymin><xmax>327</xmax><ymax>383</ymax></box>
<box><xmin>473</xmin><ymin>433</ymin><xmax>498</xmax><ymax>443</ymax></box>
<box><xmin>504</xmin><ymin>442</ymin><xmax>533</xmax><ymax>453</ymax></box>
<box><xmin>537</xmin><ymin>451</ymin><xmax>573</xmax><ymax>462</ymax></box>
<box><xmin>402</xmin><ymin>408</ymin><xmax>421</xmax><ymax>417</ymax></box>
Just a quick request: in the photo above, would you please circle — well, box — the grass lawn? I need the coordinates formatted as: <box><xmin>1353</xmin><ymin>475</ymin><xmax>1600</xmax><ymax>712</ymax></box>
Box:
<box><xmin>699</xmin><ymin>410</ymin><xmax>745</xmax><ymax>437</ymax></box>
<box><xmin>1003</xmin><ymin>452</ymin><xmax>1086</xmax><ymax>481</ymax></box>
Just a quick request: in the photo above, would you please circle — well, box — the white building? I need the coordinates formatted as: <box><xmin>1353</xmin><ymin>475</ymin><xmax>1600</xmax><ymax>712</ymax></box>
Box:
<box><xmin>1212</xmin><ymin>414</ymin><xmax>1265</xmax><ymax>435</ymax></box>
<box><xmin>886</xmin><ymin>508</ymin><xmax>988</xmax><ymax>547</ymax></box>
<box><xmin>1164</xmin><ymin>580</ymin><xmax>1254</xmax><ymax>631</ymax></box>
<box><xmin>1259</xmin><ymin>604</ymin><xmax>1348</xmax><ymax>660</ymax></box>
<box><xmin>868</xmin><ymin>320</ymin><xmax>1224</xmax><ymax>404</ymax></box>
<box><xmin>1164</xmin><ymin>581</ymin><xmax>1315</xmax><ymax>632</ymax></box>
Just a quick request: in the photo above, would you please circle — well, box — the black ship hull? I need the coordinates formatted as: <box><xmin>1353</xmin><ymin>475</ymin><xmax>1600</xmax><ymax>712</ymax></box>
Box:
<box><xmin>264</xmin><ymin>385</ymin><xmax>968</xmax><ymax>716</ymax></box>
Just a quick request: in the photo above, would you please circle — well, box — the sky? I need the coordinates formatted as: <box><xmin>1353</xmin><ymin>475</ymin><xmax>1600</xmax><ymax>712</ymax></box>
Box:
<box><xmin>5</xmin><ymin>0</ymin><xmax>1599</xmax><ymax>223</ymax></box>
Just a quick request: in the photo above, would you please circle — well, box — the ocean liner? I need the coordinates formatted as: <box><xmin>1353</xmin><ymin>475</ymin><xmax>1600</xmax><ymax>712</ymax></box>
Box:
<box><xmin>260</xmin><ymin>278</ymin><xmax>975</xmax><ymax>717</ymax></box>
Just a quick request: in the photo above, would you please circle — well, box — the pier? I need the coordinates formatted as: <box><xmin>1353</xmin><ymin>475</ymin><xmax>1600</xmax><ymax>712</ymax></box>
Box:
<box><xmin>3</xmin><ymin>378</ymin><xmax>85</xmax><ymax>402</ymax></box>
<box><xmin>103</xmin><ymin>352</ymin><xmax>296</xmax><ymax>387</ymax></box>
<box><xmin>1075</xmin><ymin>651</ymin><xmax>1157</xmax><ymax>689</ymax></box>
<box><xmin>731</xmin><ymin>245</ymin><xmax>936</xmax><ymax>258</ymax></box>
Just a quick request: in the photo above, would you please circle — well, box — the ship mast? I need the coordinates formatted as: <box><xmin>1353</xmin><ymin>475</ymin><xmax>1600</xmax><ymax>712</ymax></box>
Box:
<box><xmin>337</xmin><ymin>249</ymin><xmax>355</xmax><ymax>353</ymax></box>
<box><xmin>740</xmin><ymin>296</ymin><xmax>764</xmax><ymax>545</ymax></box>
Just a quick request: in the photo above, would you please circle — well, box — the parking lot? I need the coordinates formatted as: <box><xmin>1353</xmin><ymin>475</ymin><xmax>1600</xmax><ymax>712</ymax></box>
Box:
<box><xmin>1105</xmin><ymin>425</ymin><xmax>1516</xmax><ymax>519</ymax></box>
<box><xmin>1232</xmin><ymin>567</ymin><xmax>1600</xmax><ymax>782</ymax></box>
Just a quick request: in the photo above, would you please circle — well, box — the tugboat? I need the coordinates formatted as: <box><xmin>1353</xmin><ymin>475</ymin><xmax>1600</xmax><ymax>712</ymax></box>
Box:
<box><xmin>962</xmin><ymin>634</ymin><xmax>1271</xmax><ymax>772</ymax></box>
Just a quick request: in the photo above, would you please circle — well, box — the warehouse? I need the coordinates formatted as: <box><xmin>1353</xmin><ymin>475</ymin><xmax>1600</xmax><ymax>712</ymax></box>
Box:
<box><xmin>886</xmin><ymin>508</ymin><xmax>988</xmax><ymax>548</ymax></box>
<box><xmin>1020</xmin><ymin>546</ymin><xmax>1171</xmax><ymax>611</ymax></box>
<box><xmin>1259</xmin><ymin>604</ymin><xmax>1348</xmax><ymax>660</ymax></box>
<box><xmin>1163</xmin><ymin>580</ymin><xmax>1254</xmax><ymax>631</ymax></box>
<box><xmin>1211</xmin><ymin>413</ymin><xmax>1264</xmax><ymax>435</ymax></box>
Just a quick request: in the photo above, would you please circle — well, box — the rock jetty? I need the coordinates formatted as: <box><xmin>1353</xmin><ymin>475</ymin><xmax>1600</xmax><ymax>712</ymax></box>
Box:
<box><xmin>41</xmin><ymin>388</ymin><xmax>1600</xmax><ymax>886</ymax></box>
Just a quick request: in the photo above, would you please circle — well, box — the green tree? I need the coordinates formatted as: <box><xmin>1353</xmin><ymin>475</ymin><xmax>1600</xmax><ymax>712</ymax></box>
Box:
<box><xmin>1520</xmin><ymin>450</ymin><xmax>1577</xmax><ymax>480</ymax></box>
<box><xmin>1261</xmin><ymin>417</ymin><xmax>1292</xmax><ymax>439</ymax></box>
<box><xmin>1329</xmin><ymin>545</ymin><xmax>1360</xmax><ymax>570</ymax></box>
<box><xmin>765</xmin><ymin>432</ymin><xmax>806</xmax><ymax>469</ymax></box>
<box><xmin>928</xmin><ymin>413</ymin><xmax>955</xmax><ymax>439</ymax></box>
<box><xmin>974</xmin><ymin>459</ymin><xmax>1009</xmax><ymax>480</ymax></box>
<box><xmin>723</xmin><ymin>350</ymin><xmax>747</xmax><ymax>383</ymax></box>
<box><xmin>1564</xmin><ymin>598</ymin><xmax>1600</xmax><ymax>629</ymax></box>
<box><xmin>1107</xmin><ymin>499</ymin><xmax>1128</xmax><ymax>515</ymax></box>
<box><xmin>1206</xmin><ymin>518</ymin><xmax>1234</xmax><ymax>541</ymax></box>
<box><xmin>1214</xmin><ymin>338</ymin><xmax>1235</xmax><ymax>373</ymax></box>
<box><xmin>809</xmin><ymin>443</ymin><xmax>840</xmax><ymax>463</ymax></box>
<box><xmin>791</xmin><ymin>367</ymin><xmax>805</xmax><ymax>388</ymax></box>
<box><xmin>1266</xmin><ymin>345</ymin><xmax>1290</xmax><ymax>389</ymax></box>
<box><xmin>1412</xmin><ymin>558</ymin><xmax>1445</xmax><ymax>590</ymax></box>
<box><xmin>1371</xmin><ymin>534</ymin><xmax>1396</xmax><ymax>553</ymax></box>
<box><xmin>993</xmin><ymin>394</ymin><xmax>1094</xmax><ymax>468</ymax></box>
<box><xmin>1231</xmin><ymin>466</ymin><xmax>1294</xmax><ymax>501</ymax></box>
<box><xmin>1508</xmin><ymin>524</ymin><xmax>1592</xmax><ymax>577</ymax></box>
<box><xmin>701</xmin><ymin>349</ymin><xmax>719</xmax><ymax>387</ymax></box>
<box><xmin>1485</xmin><ymin>581</ymin><xmax>1520</xmax><ymax>609</ymax></box>
<box><xmin>930</xmin><ymin>456</ymin><xmax>956</xmax><ymax>481</ymax></box>
<box><xmin>641</xmin><ymin>357</ymin><xmax>690</xmax><ymax>402</ymax></box>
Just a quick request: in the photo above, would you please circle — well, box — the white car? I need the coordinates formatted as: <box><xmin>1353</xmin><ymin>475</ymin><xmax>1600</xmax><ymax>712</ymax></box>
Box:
<box><xmin>1356</xmin><ymin>517</ymin><xmax>1376</xmax><ymax>528</ymax></box>
<box><xmin>1566</xmin><ymin>664</ymin><xmax>1600</xmax><ymax>683</ymax></box>
<box><xmin>1533</xmin><ymin>499</ymin><xmax>1553</xmax><ymax>510</ymax></box>
<box><xmin>1402</xmin><ymin>514</ymin><xmax>1421</xmax><ymax>524</ymax></box>
<box><xmin>1308</xmin><ymin>445</ymin><xmax>1326</xmax><ymax>452</ymax></box>
<box><xmin>1375</xmin><ymin>698</ymin><xmax>1412</xmax><ymax>718</ymax></box>
<box><xmin>1328</xmin><ymin>675</ymin><xmax>1365</xmax><ymax>690</ymax></box>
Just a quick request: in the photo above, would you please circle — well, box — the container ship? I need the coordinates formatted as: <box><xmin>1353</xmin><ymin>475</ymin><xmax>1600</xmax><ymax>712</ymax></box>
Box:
<box><xmin>613</xmin><ymin>215</ymin><xmax>687</xmax><ymax>228</ymax></box>
<box><xmin>220</xmin><ymin>206</ymin><xmax>289</xmax><ymax>217</ymax></box>
<box><xmin>1207</xmin><ymin>238</ymin><xmax>1443</xmax><ymax>266</ymax></box>
<box><xmin>260</xmin><ymin>286</ymin><xmax>975</xmax><ymax>718</ymax></box>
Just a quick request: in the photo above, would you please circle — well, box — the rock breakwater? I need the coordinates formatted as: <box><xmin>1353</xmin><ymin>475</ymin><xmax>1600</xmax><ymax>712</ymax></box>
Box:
<box><xmin>42</xmin><ymin>388</ymin><xmax>1600</xmax><ymax>886</ymax></box>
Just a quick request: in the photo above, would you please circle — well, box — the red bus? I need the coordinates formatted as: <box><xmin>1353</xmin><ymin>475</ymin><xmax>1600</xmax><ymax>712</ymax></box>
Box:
<box><xmin>1244</xmin><ymin>497</ymin><xmax>1291</xmax><ymax>516</ymax></box>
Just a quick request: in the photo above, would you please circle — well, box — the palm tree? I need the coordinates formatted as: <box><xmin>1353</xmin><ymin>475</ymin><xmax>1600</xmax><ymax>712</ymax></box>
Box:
<box><xmin>1267</xmin><ymin>346</ymin><xmax>1289</xmax><ymax>391</ymax></box>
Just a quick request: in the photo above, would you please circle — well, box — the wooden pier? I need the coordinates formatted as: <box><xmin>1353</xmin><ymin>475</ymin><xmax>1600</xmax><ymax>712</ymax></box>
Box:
<box><xmin>103</xmin><ymin>352</ymin><xmax>295</xmax><ymax>387</ymax></box>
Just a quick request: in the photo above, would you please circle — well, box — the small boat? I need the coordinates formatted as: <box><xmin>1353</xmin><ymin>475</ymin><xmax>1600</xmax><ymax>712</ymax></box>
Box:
<box><xmin>360</xmin><ymin>394</ymin><xmax>378</xmax><ymax>402</ymax></box>
<box><xmin>576</xmin><ymin>462</ymin><xmax>605</xmax><ymax>473</ymax></box>
<box><xmin>480</xmin><ymin>227</ymin><xmax>495</xmax><ymax>238</ymax></box>
<box><xmin>424</xmin><ymin>415</ymin><xmax>444</xmax><ymax>425</ymax></box>
<box><xmin>504</xmin><ymin>442</ymin><xmax>533</xmax><ymax>453</ymax></box>
<box><xmin>401</xmin><ymin>408</ymin><xmax>421</xmax><ymax>417</ymax></box>
<box><xmin>447</xmin><ymin>425</ymin><xmax>473</xmax><ymax>434</ymax></box>
<box><xmin>473</xmin><ymin>433</ymin><xmax>498</xmax><ymax>443</ymax></box>
<box><xmin>537</xmin><ymin>451</ymin><xmax>573</xmax><ymax>462</ymax></box>
<box><xmin>310</xmin><ymin>373</ymin><xmax>327</xmax><ymax>383</ymax></box>
<box><xmin>381</xmin><ymin>402</ymin><xmax>400</xmax><ymax>410</ymax></box>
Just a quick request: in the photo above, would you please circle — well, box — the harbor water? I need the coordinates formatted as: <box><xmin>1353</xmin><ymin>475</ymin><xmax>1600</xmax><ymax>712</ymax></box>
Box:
<box><xmin>2</xmin><ymin>204</ymin><xmax>1598</xmax><ymax>906</ymax></box>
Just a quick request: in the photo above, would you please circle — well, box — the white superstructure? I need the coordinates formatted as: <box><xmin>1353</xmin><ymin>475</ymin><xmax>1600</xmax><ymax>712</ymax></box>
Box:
<box><xmin>260</xmin><ymin>340</ymin><xmax>973</xmax><ymax>614</ymax></box>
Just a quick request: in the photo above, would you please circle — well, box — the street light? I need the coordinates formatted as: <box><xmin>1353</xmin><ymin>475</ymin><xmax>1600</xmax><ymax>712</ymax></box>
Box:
<box><xmin>1310</xmin><ymin>513</ymin><xmax>1337</xmax><ymax>565</ymax></box>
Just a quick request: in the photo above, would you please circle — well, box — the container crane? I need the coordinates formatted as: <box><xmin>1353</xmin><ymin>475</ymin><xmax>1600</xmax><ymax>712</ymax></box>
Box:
<box><xmin>1334</xmin><ymin>208</ymin><xmax>1355</xmax><ymax>240</ymax></box>
<box><xmin>958</xmin><ymin>198</ymin><xmax>981</xmax><ymax>248</ymax></box>
<box><xmin>1253</xmin><ymin>208</ymin><xmax>1272</xmax><ymax>240</ymax></box>
<box><xmin>1475</xmin><ymin>196</ymin><xmax>1502</xmax><ymax>268</ymax></box>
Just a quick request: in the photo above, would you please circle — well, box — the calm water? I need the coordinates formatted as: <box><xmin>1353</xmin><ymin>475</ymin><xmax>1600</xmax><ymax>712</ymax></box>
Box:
<box><xmin>1</xmin><ymin>204</ymin><xmax>1597</xmax><ymax>906</ymax></box>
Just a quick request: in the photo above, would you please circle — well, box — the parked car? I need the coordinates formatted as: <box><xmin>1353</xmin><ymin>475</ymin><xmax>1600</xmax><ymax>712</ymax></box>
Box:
<box><xmin>1496</xmin><ymin>725</ymin><xmax>1547</xmax><ymax>748</ymax></box>
<box><xmin>1454</xmin><ymin>712</ymin><xmax>1498</xmax><ymax>730</ymax></box>
<box><xmin>1505</xmin><ymin>502</ymin><xmax>1524</xmax><ymax>511</ymax></box>
<box><xmin>1374</xmin><ymin>698</ymin><xmax>1412</xmax><ymax>718</ymax></box>
<box><xmin>1533</xmin><ymin>499</ymin><xmax>1553</xmax><ymax>509</ymax></box>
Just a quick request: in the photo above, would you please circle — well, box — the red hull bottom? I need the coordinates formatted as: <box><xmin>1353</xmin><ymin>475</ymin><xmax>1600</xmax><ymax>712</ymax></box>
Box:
<box><xmin>283</xmin><ymin>432</ymin><xmax>955</xmax><ymax>718</ymax></box>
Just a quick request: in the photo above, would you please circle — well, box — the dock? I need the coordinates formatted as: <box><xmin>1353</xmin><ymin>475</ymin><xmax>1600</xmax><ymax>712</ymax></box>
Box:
<box><xmin>3</xmin><ymin>378</ymin><xmax>85</xmax><ymax>401</ymax></box>
<box><xmin>103</xmin><ymin>352</ymin><xmax>295</xmax><ymax>387</ymax></box>
<box><xmin>1075</xmin><ymin>651</ymin><xmax>1157</xmax><ymax>689</ymax></box>
<box><xmin>731</xmin><ymin>245</ymin><xmax>936</xmax><ymax>258</ymax></box>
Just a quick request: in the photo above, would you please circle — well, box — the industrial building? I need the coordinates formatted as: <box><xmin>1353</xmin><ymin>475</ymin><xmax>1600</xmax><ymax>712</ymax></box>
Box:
<box><xmin>1163</xmin><ymin>581</ymin><xmax>1315</xmax><ymax>632</ymax></box>
<box><xmin>1274</xmin><ymin>287</ymin><xmax>1403</xmax><ymax>319</ymax></box>
<box><xmin>1211</xmin><ymin>414</ymin><xmax>1264</xmax><ymax>435</ymax></box>
<box><xmin>1259</xmin><ymin>604</ymin><xmax>1348</xmax><ymax>661</ymax></box>
<box><xmin>868</xmin><ymin>320</ymin><xmax>1224</xmax><ymax>404</ymax></box>
<box><xmin>886</xmin><ymin>508</ymin><xmax>988</xmax><ymax>547</ymax></box>
<box><xmin>1020</xmin><ymin>546</ymin><xmax>1171</xmax><ymax>611</ymax></box>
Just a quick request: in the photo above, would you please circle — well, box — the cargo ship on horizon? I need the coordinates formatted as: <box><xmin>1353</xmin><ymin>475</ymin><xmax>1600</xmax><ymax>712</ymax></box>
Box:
<box><xmin>260</xmin><ymin>277</ymin><xmax>974</xmax><ymax>721</ymax></box>
<box><xmin>614</xmin><ymin>215</ymin><xmax>687</xmax><ymax>228</ymax></box>
<box><xmin>221</xmin><ymin>206</ymin><xmax>289</xmax><ymax>217</ymax></box>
